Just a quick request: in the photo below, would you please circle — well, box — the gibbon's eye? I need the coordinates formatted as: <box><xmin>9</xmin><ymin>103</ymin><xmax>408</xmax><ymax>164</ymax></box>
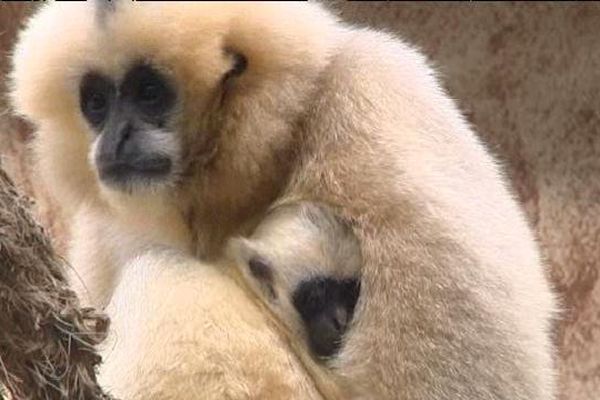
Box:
<box><xmin>80</xmin><ymin>73</ymin><xmax>113</xmax><ymax>127</ymax></box>
<box><xmin>88</xmin><ymin>93</ymin><xmax>107</xmax><ymax>113</ymax></box>
<box><xmin>137</xmin><ymin>81</ymin><xmax>164</xmax><ymax>105</ymax></box>
<box><xmin>122</xmin><ymin>63</ymin><xmax>176</xmax><ymax>118</ymax></box>
<box><xmin>223</xmin><ymin>50</ymin><xmax>248</xmax><ymax>82</ymax></box>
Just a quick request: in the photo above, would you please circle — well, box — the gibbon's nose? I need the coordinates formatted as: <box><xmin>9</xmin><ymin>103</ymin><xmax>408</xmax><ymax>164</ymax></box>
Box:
<box><xmin>114</xmin><ymin>122</ymin><xmax>134</xmax><ymax>159</ymax></box>
<box><xmin>97</xmin><ymin>121</ymin><xmax>134</xmax><ymax>163</ymax></box>
<box><xmin>96</xmin><ymin>122</ymin><xmax>172</xmax><ymax>186</ymax></box>
<box><xmin>308</xmin><ymin>308</ymin><xmax>345</xmax><ymax>358</ymax></box>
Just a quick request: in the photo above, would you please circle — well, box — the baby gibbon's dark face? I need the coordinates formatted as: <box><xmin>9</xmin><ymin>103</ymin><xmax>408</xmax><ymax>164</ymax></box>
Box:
<box><xmin>80</xmin><ymin>63</ymin><xmax>178</xmax><ymax>191</ymax></box>
<box><xmin>292</xmin><ymin>277</ymin><xmax>361</xmax><ymax>359</ymax></box>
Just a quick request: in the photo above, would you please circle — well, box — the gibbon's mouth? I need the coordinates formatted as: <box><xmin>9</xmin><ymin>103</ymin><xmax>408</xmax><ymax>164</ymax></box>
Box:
<box><xmin>97</xmin><ymin>156</ymin><xmax>173</xmax><ymax>189</ymax></box>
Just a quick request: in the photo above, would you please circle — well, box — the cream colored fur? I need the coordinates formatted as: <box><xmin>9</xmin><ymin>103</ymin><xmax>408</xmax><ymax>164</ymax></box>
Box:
<box><xmin>99</xmin><ymin>248</ymin><xmax>342</xmax><ymax>400</ymax></box>
<box><xmin>11</xmin><ymin>1</ymin><xmax>556</xmax><ymax>399</ymax></box>
<box><xmin>228</xmin><ymin>202</ymin><xmax>362</xmax><ymax>349</ymax></box>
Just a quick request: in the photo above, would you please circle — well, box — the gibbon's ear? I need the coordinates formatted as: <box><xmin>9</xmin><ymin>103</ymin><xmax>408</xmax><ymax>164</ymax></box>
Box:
<box><xmin>223</xmin><ymin>49</ymin><xmax>248</xmax><ymax>82</ymax></box>
<box><xmin>220</xmin><ymin>49</ymin><xmax>248</xmax><ymax>103</ymax></box>
<box><xmin>226</xmin><ymin>237</ymin><xmax>260</xmax><ymax>267</ymax></box>
<box><xmin>95</xmin><ymin>0</ymin><xmax>118</xmax><ymax>26</ymax></box>
<box><xmin>226</xmin><ymin>238</ymin><xmax>278</xmax><ymax>300</ymax></box>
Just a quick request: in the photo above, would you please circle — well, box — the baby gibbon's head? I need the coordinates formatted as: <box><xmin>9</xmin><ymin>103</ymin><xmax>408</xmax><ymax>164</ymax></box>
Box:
<box><xmin>227</xmin><ymin>202</ymin><xmax>362</xmax><ymax>358</ymax></box>
<box><xmin>11</xmin><ymin>1</ymin><xmax>339</xmax><ymax>209</ymax></box>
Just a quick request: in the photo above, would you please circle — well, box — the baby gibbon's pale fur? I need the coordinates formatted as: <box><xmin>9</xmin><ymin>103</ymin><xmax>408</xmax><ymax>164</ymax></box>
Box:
<box><xmin>228</xmin><ymin>201</ymin><xmax>362</xmax><ymax>358</ymax></box>
<box><xmin>11</xmin><ymin>1</ymin><xmax>557</xmax><ymax>399</ymax></box>
<box><xmin>99</xmin><ymin>248</ymin><xmax>342</xmax><ymax>400</ymax></box>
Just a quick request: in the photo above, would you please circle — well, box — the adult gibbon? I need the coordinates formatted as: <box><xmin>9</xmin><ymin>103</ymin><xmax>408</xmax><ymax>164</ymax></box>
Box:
<box><xmin>11</xmin><ymin>1</ymin><xmax>556</xmax><ymax>398</ymax></box>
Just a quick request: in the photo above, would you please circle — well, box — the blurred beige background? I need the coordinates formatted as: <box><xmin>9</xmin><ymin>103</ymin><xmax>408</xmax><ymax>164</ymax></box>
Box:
<box><xmin>1</xmin><ymin>3</ymin><xmax>599</xmax><ymax>399</ymax></box>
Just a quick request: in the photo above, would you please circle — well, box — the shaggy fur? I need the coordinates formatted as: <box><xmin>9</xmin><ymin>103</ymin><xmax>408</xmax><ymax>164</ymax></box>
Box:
<box><xmin>2</xmin><ymin>4</ymin><xmax>599</xmax><ymax>400</ymax></box>
<box><xmin>0</xmin><ymin>167</ymin><xmax>112</xmax><ymax>400</ymax></box>
<box><xmin>97</xmin><ymin>249</ymin><xmax>342</xmax><ymax>400</ymax></box>
<box><xmin>10</xmin><ymin>1</ymin><xmax>557</xmax><ymax>399</ymax></box>
<box><xmin>0</xmin><ymin>165</ymin><xmax>336</xmax><ymax>400</ymax></box>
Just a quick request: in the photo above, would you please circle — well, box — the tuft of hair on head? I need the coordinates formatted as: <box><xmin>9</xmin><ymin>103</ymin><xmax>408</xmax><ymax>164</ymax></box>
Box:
<box><xmin>94</xmin><ymin>0</ymin><xmax>117</xmax><ymax>26</ymax></box>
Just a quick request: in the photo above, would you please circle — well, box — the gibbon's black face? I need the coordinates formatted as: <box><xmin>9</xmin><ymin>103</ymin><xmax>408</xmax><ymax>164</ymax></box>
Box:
<box><xmin>246</xmin><ymin>255</ymin><xmax>360</xmax><ymax>359</ymax></box>
<box><xmin>79</xmin><ymin>50</ymin><xmax>248</xmax><ymax>193</ymax></box>
<box><xmin>292</xmin><ymin>277</ymin><xmax>361</xmax><ymax>359</ymax></box>
<box><xmin>80</xmin><ymin>63</ymin><xmax>178</xmax><ymax>191</ymax></box>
